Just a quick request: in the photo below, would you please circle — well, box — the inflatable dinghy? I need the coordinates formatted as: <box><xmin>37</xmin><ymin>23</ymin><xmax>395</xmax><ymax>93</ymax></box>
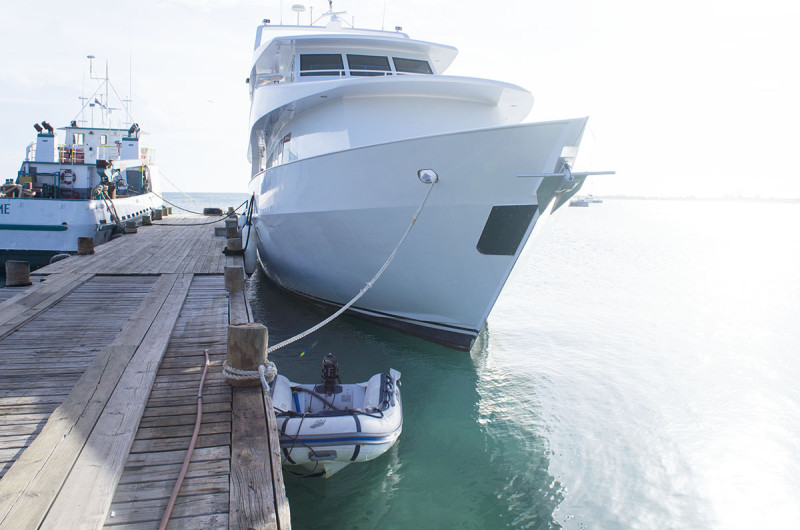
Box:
<box><xmin>271</xmin><ymin>353</ymin><xmax>402</xmax><ymax>477</ymax></box>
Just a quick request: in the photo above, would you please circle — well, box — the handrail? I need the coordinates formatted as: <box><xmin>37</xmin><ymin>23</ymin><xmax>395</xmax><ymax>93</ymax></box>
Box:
<box><xmin>255</xmin><ymin>68</ymin><xmax>428</xmax><ymax>87</ymax></box>
<box><xmin>54</xmin><ymin>144</ymin><xmax>155</xmax><ymax>164</ymax></box>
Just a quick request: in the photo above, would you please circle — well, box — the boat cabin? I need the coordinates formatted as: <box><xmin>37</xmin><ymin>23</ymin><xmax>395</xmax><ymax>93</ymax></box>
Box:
<box><xmin>6</xmin><ymin>123</ymin><xmax>151</xmax><ymax>201</ymax></box>
<box><xmin>249</xmin><ymin>21</ymin><xmax>457</xmax><ymax>92</ymax></box>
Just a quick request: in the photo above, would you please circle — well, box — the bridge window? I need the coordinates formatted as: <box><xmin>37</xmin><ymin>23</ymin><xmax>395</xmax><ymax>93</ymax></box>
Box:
<box><xmin>392</xmin><ymin>57</ymin><xmax>432</xmax><ymax>74</ymax></box>
<box><xmin>300</xmin><ymin>54</ymin><xmax>344</xmax><ymax>76</ymax></box>
<box><xmin>347</xmin><ymin>54</ymin><xmax>390</xmax><ymax>76</ymax></box>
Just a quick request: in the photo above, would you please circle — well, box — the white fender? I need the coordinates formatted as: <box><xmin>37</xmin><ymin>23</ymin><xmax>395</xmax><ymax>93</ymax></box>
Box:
<box><xmin>242</xmin><ymin>222</ymin><xmax>257</xmax><ymax>276</ymax></box>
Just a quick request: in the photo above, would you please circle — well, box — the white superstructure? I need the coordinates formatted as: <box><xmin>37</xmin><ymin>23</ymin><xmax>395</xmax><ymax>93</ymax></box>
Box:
<box><xmin>246</xmin><ymin>10</ymin><xmax>606</xmax><ymax>350</ymax></box>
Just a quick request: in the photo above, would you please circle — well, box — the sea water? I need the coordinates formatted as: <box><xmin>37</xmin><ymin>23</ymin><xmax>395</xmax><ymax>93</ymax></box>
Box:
<box><xmin>246</xmin><ymin>199</ymin><xmax>800</xmax><ymax>529</ymax></box>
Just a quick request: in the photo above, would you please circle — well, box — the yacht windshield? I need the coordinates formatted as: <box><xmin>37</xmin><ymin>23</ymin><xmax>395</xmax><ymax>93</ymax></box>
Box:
<box><xmin>300</xmin><ymin>54</ymin><xmax>344</xmax><ymax>76</ymax></box>
<box><xmin>347</xmin><ymin>54</ymin><xmax>391</xmax><ymax>76</ymax></box>
<box><xmin>393</xmin><ymin>57</ymin><xmax>433</xmax><ymax>74</ymax></box>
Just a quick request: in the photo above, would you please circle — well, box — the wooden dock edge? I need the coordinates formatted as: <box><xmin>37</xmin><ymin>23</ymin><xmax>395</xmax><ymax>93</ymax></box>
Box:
<box><xmin>228</xmin><ymin>280</ymin><xmax>291</xmax><ymax>529</ymax></box>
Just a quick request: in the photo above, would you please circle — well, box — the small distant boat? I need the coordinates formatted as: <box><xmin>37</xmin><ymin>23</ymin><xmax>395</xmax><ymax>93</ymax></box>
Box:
<box><xmin>569</xmin><ymin>198</ymin><xmax>590</xmax><ymax>207</ymax></box>
<box><xmin>586</xmin><ymin>194</ymin><xmax>603</xmax><ymax>203</ymax></box>
<box><xmin>271</xmin><ymin>354</ymin><xmax>402</xmax><ymax>477</ymax></box>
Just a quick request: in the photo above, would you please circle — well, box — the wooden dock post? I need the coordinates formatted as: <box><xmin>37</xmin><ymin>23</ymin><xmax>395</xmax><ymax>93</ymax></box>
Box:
<box><xmin>77</xmin><ymin>237</ymin><xmax>95</xmax><ymax>255</ymax></box>
<box><xmin>225</xmin><ymin>265</ymin><xmax>246</xmax><ymax>292</ymax></box>
<box><xmin>142</xmin><ymin>214</ymin><xmax>152</xmax><ymax>226</ymax></box>
<box><xmin>226</xmin><ymin>323</ymin><xmax>268</xmax><ymax>388</ymax></box>
<box><xmin>152</xmin><ymin>208</ymin><xmax>163</xmax><ymax>221</ymax></box>
<box><xmin>4</xmin><ymin>261</ymin><xmax>32</xmax><ymax>287</ymax></box>
<box><xmin>226</xmin><ymin>221</ymin><xmax>239</xmax><ymax>239</ymax></box>
<box><xmin>125</xmin><ymin>221</ymin><xmax>138</xmax><ymax>233</ymax></box>
<box><xmin>227</xmin><ymin>237</ymin><xmax>243</xmax><ymax>252</ymax></box>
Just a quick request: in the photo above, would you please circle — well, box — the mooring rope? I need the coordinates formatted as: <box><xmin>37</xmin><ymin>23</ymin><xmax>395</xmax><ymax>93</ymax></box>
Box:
<box><xmin>221</xmin><ymin>179</ymin><xmax>437</xmax><ymax>386</ymax></box>
<box><xmin>152</xmin><ymin>201</ymin><xmax>248</xmax><ymax>227</ymax></box>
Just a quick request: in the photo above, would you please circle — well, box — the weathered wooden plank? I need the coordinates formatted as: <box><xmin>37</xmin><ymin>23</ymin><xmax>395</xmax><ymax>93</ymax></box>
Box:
<box><xmin>140</xmin><ymin>400</ymin><xmax>231</xmax><ymax>419</ymax></box>
<box><xmin>40</xmin><ymin>273</ymin><xmax>193</xmax><ymax>530</ymax></box>
<box><xmin>0</xmin><ymin>273</ymin><xmax>95</xmax><ymax>340</ymax></box>
<box><xmin>230</xmin><ymin>387</ymin><xmax>278</xmax><ymax>530</ymax></box>
<box><xmin>0</xmin><ymin>274</ymin><xmax>181</xmax><ymax>530</ymax></box>
<box><xmin>129</xmin><ymin>432</ymin><xmax>230</xmax><ymax>454</ymax></box>
<box><xmin>123</xmin><ymin>445</ymin><xmax>230</xmax><ymax>468</ymax></box>
<box><xmin>138</xmin><ymin>411</ymin><xmax>231</xmax><ymax>429</ymax></box>
<box><xmin>134</xmin><ymin>420</ymin><xmax>231</xmax><ymax>441</ymax></box>
<box><xmin>117</xmin><ymin>458</ymin><xmax>229</xmax><ymax>486</ymax></box>
<box><xmin>263</xmin><ymin>390</ymin><xmax>291</xmax><ymax>529</ymax></box>
<box><xmin>106</xmin><ymin>512</ymin><xmax>228</xmax><ymax>530</ymax></box>
<box><xmin>105</xmin><ymin>493</ymin><xmax>228</xmax><ymax>527</ymax></box>
<box><xmin>111</xmin><ymin>473</ymin><xmax>229</xmax><ymax>504</ymax></box>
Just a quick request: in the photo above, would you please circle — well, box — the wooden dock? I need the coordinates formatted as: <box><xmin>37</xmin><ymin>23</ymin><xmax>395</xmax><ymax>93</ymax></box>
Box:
<box><xmin>0</xmin><ymin>215</ymin><xmax>290</xmax><ymax>529</ymax></box>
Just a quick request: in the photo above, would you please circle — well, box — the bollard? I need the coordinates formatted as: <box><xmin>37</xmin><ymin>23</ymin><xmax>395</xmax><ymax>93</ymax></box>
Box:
<box><xmin>226</xmin><ymin>224</ymin><xmax>238</xmax><ymax>239</ymax></box>
<box><xmin>142</xmin><ymin>214</ymin><xmax>152</xmax><ymax>226</ymax></box>
<box><xmin>77</xmin><ymin>237</ymin><xmax>95</xmax><ymax>255</ymax></box>
<box><xmin>167</xmin><ymin>207</ymin><xmax>173</xmax><ymax>215</ymax></box>
<box><xmin>161</xmin><ymin>207</ymin><xmax>169</xmax><ymax>217</ymax></box>
<box><xmin>227</xmin><ymin>206</ymin><xmax>234</xmax><ymax>215</ymax></box>
<box><xmin>226</xmin><ymin>323</ymin><xmax>268</xmax><ymax>387</ymax></box>
<box><xmin>152</xmin><ymin>209</ymin><xmax>163</xmax><ymax>221</ymax></box>
<box><xmin>225</xmin><ymin>265</ymin><xmax>245</xmax><ymax>291</ymax></box>
<box><xmin>125</xmin><ymin>221</ymin><xmax>138</xmax><ymax>234</ymax></box>
<box><xmin>226</xmin><ymin>237</ymin><xmax>242</xmax><ymax>252</ymax></box>
<box><xmin>5</xmin><ymin>260</ymin><xmax>32</xmax><ymax>287</ymax></box>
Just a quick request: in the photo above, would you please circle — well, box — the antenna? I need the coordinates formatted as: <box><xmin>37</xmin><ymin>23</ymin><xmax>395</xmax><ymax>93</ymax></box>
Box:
<box><xmin>128</xmin><ymin>53</ymin><xmax>132</xmax><ymax>128</ymax></box>
<box><xmin>291</xmin><ymin>4</ymin><xmax>305</xmax><ymax>25</ymax></box>
<box><xmin>382</xmin><ymin>0</ymin><xmax>387</xmax><ymax>31</ymax></box>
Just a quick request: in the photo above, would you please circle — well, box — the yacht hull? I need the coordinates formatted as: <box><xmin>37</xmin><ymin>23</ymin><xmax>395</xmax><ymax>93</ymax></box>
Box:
<box><xmin>250</xmin><ymin>119</ymin><xmax>587</xmax><ymax>349</ymax></box>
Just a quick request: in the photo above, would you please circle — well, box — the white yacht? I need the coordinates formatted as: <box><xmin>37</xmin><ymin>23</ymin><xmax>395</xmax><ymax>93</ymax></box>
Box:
<box><xmin>245</xmin><ymin>7</ymin><xmax>608</xmax><ymax>350</ymax></box>
<box><xmin>0</xmin><ymin>58</ymin><xmax>163</xmax><ymax>269</ymax></box>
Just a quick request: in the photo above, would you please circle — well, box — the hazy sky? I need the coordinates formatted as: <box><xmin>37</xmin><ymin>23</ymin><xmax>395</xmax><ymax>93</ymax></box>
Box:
<box><xmin>1</xmin><ymin>0</ymin><xmax>797</xmax><ymax>197</ymax></box>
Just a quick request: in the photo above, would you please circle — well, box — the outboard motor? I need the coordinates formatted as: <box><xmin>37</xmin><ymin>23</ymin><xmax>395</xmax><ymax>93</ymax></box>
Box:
<box><xmin>321</xmin><ymin>353</ymin><xmax>341</xmax><ymax>395</ymax></box>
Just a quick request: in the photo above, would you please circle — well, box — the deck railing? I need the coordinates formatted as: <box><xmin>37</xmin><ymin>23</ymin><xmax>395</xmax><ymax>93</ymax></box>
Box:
<box><xmin>255</xmin><ymin>69</ymin><xmax>424</xmax><ymax>87</ymax></box>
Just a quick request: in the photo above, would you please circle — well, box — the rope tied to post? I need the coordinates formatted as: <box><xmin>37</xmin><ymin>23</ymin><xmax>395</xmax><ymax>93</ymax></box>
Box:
<box><xmin>222</xmin><ymin>359</ymin><xmax>277</xmax><ymax>385</ymax></box>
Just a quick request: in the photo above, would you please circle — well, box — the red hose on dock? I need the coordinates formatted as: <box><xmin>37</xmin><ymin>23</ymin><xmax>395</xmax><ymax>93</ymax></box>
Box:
<box><xmin>159</xmin><ymin>348</ymin><xmax>209</xmax><ymax>530</ymax></box>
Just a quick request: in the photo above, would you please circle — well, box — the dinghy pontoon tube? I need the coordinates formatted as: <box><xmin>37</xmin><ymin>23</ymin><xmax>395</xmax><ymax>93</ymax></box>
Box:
<box><xmin>271</xmin><ymin>353</ymin><xmax>403</xmax><ymax>477</ymax></box>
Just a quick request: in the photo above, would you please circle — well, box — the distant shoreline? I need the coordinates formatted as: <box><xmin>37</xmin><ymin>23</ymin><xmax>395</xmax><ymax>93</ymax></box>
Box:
<box><xmin>591</xmin><ymin>195</ymin><xmax>800</xmax><ymax>203</ymax></box>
